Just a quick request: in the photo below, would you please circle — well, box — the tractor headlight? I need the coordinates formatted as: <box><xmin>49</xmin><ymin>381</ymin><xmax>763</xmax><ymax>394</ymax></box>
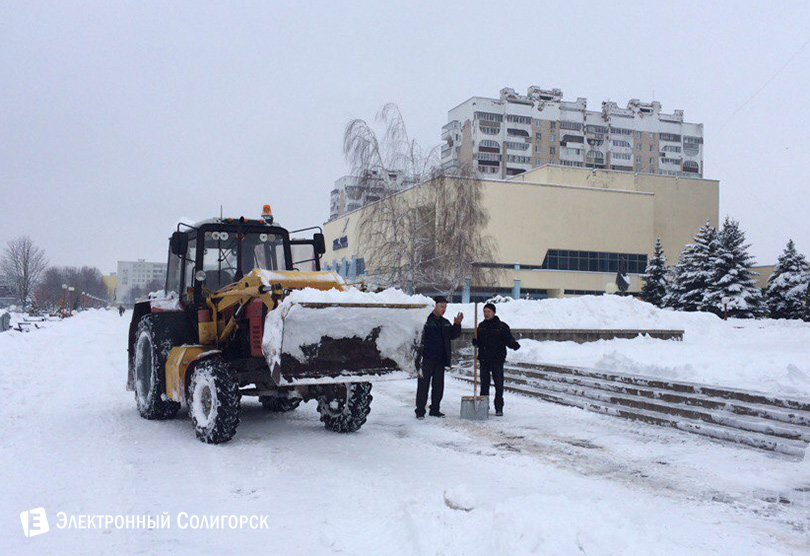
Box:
<box><xmin>195</xmin><ymin>270</ymin><xmax>207</xmax><ymax>283</ymax></box>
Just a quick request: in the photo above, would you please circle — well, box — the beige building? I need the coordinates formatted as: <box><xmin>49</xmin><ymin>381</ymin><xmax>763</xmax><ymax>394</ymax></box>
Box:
<box><xmin>322</xmin><ymin>165</ymin><xmax>719</xmax><ymax>300</ymax></box>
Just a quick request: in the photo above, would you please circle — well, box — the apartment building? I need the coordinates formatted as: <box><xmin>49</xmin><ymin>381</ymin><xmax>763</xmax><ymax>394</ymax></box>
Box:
<box><xmin>442</xmin><ymin>86</ymin><xmax>703</xmax><ymax>179</ymax></box>
<box><xmin>116</xmin><ymin>259</ymin><xmax>167</xmax><ymax>302</ymax></box>
<box><xmin>329</xmin><ymin>170</ymin><xmax>416</xmax><ymax>220</ymax></box>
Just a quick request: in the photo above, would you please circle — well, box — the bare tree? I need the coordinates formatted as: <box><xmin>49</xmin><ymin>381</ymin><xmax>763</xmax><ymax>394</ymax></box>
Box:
<box><xmin>343</xmin><ymin>104</ymin><xmax>498</xmax><ymax>296</ymax></box>
<box><xmin>1</xmin><ymin>236</ymin><xmax>48</xmax><ymax>311</ymax></box>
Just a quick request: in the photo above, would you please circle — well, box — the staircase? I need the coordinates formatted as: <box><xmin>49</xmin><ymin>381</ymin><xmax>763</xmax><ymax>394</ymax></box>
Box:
<box><xmin>453</xmin><ymin>361</ymin><xmax>810</xmax><ymax>458</ymax></box>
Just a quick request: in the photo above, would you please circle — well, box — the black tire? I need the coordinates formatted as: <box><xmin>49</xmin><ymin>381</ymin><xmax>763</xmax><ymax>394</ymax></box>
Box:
<box><xmin>317</xmin><ymin>382</ymin><xmax>372</xmax><ymax>433</ymax></box>
<box><xmin>188</xmin><ymin>358</ymin><xmax>241</xmax><ymax>444</ymax></box>
<box><xmin>259</xmin><ymin>395</ymin><xmax>302</xmax><ymax>412</ymax></box>
<box><xmin>133</xmin><ymin>315</ymin><xmax>181</xmax><ymax>420</ymax></box>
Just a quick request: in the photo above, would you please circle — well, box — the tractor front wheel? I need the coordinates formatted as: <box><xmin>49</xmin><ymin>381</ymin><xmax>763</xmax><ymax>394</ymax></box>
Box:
<box><xmin>317</xmin><ymin>382</ymin><xmax>372</xmax><ymax>433</ymax></box>
<box><xmin>189</xmin><ymin>358</ymin><xmax>241</xmax><ymax>444</ymax></box>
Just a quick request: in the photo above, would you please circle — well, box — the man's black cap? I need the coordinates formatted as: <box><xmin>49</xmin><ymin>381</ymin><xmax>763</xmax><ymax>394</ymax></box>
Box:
<box><xmin>433</xmin><ymin>295</ymin><xmax>448</xmax><ymax>304</ymax></box>
<box><xmin>484</xmin><ymin>302</ymin><xmax>496</xmax><ymax>313</ymax></box>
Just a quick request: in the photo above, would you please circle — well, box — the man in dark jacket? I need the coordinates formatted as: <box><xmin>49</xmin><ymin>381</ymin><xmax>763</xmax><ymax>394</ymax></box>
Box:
<box><xmin>415</xmin><ymin>296</ymin><xmax>463</xmax><ymax>419</ymax></box>
<box><xmin>472</xmin><ymin>302</ymin><xmax>520</xmax><ymax>416</ymax></box>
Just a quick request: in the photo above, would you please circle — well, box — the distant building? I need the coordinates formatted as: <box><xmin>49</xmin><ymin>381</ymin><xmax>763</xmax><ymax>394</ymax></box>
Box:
<box><xmin>116</xmin><ymin>260</ymin><xmax>166</xmax><ymax>302</ymax></box>
<box><xmin>102</xmin><ymin>273</ymin><xmax>118</xmax><ymax>302</ymax></box>
<box><xmin>330</xmin><ymin>170</ymin><xmax>416</xmax><ymax>221</ymax></box>
<box><xmin>442</xmin><ymin>86</ymin><xmax>703</xmax><ymax>179</ymax></box>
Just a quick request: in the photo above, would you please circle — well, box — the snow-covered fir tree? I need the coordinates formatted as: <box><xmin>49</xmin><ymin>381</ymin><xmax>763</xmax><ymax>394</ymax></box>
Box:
<box><xmin>705</xmin><ymin>217</ymin><xmax>765</xmax><ymax>319</ymax></box>
<box><xmin>664</xmin><ymin>222</ymin><xmax>717</xmax><ymax>312</ymax></box>
<box><xmin>641</xmin><ymin>237</ymin><xmax>667</xmax><ymax>307</ymax></box>
<box><xmin>766</xmin><ymin>240</ymin><xmax>810</xmax><ymax>319</ymax></box>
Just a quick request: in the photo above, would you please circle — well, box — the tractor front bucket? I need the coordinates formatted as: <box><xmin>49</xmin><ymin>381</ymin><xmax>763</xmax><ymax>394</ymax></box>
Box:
<box><xmin>263</xmin><ymin>301</ymin><xmax>430</xmax><ymax>386</ymax></box>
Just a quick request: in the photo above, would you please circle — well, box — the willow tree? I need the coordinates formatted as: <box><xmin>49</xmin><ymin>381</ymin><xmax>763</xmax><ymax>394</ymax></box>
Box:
<box><xmin>343</xmin><ymin>104</ymin><xmax>497</xmax><ymax>296</ymax></box>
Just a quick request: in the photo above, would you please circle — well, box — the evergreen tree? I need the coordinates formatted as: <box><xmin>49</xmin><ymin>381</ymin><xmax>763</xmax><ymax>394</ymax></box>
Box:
<box><xmin>766</xmin><ymin>240</ymin><xmax>810</xmax><ymax>320</ymax></box>
<box><xmin>664</xmin><ymin>222</ymin><xmax>717</xmax><ymax>312</ymax></box>
<box><xmin>641</xmin><ymin>237</ymin><xmax>667</xmax><ymax>307</ymax></box>
<box><xmin>804</xmin><ymin>284</ymin><xmax>810</xmax><ymax>322</ymax></box>
<box><xmin>706</xmin><ymin>217</ymin><xmax>765</xmax><ymax>319</ymax></box>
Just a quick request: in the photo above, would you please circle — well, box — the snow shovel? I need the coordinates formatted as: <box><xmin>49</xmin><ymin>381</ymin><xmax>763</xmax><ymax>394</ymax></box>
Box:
<box><xmin>460</xmin><ymin>302</ymin><xmax>489</xmax><ymax>420</ymax></box>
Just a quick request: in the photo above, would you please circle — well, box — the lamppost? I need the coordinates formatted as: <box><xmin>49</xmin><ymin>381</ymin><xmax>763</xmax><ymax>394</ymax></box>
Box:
<box><xmin>721</xmin><ymin>296</ymin><xmax>730</xmax><ymax>321</ymax></box>
<box><xmin>68</xmin><ymin>286</ymin><xmax>75</xmax><ymax>316</ymax></box>
<box><xmin>61</xmin><ymin>284</ymin><xmax>68</xmax><ymax>318</ymax></box>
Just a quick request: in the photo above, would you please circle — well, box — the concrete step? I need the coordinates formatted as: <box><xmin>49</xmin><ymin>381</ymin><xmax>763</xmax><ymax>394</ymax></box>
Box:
<box><xmin>509</xmin><ymin>361</ymin><xmax>810</xmax><ymax>413</ymax></box>
<box><xmin>500</xmin><ymin>372</ymin><xmax>810</xmax><ymax>444</ymax></box>
<box><xmin>454</xmin><ymin>375</ymin><xmax>808</xmax><ymax>458</ymax></box>
<box><xmin>501</xmin><ymin>365</ymin><xmax>810</xmax><ymax>429</ymax></box>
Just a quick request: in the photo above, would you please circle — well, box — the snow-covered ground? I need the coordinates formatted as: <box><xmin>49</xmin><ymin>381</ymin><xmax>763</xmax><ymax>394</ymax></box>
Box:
<box><xmin>450</xmin><ymin>296</ymin><xmax>810</xmax><ymax>397</ymax></box>
<box><xmin>2</xmin><ymin>308</ymin><xmax>809</xmax><ymax>554</ymax></box>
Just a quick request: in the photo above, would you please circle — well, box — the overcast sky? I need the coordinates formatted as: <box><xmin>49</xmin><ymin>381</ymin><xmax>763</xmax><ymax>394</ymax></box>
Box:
<box><xmin>1</xmin><ymin>1</ymin><xmax>809</xmax><ymax>274</ymax></box>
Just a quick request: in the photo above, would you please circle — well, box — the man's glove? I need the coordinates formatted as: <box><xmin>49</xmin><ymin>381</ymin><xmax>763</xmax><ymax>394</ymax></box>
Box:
<box><xmin>471</xmin><ymin>338</ymin><xmax>478</xmax><ymax>347</ymax></box>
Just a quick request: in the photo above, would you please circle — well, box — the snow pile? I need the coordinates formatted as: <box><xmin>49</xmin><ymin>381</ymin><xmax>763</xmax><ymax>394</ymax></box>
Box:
<box><xmin>450</xmin><ymin>295</ymin><xmax>721</xmax><ymax>333</ymax></box>
<box><xmin>443</xmin><ymin>484</ymin><xmax>476</xmax><ymax>511</ymax></box>
<box><xmin>262</xmin><ymin>287</ymin><xmax>432</xmax><ymax>374</ymax></box>
<box><xmin>450</xmin><ymin>296</ymin><xmax>810</xmax><ymax>395</ymax></box>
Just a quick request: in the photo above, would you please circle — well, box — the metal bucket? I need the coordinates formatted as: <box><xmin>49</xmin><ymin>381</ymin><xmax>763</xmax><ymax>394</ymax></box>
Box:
<box><xmin>460</xmin><ymin>396</ymin><xmax>489</xmax><ymax>420</ymax></box>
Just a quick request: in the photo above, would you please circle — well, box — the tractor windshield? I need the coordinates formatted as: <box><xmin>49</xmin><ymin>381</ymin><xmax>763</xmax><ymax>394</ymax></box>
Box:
<box><xmin>201</xmin><ymin>230</ymin><xmax>287</xmax><ymax>289</ymax></box>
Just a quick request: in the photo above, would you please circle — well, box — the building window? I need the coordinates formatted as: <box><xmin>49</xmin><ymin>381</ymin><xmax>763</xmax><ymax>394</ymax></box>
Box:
<box><xmin>535</xmin><ymin>158</ymin><xmax>542</xmax><ymax>165</ymax></box>
<box><xmin>550</xmin><ymin>121</ymin><xmax>556</xmax><ymax>129</ymax></box>
<box><xmin>561</xmin><ymin>160</ymin><xmax>583</xmax><ymax>167</ymax></box>
<box><xmin>586</xmin><ymin>124</ymin><xmax>608</xmax><ymax>134</ymax></box>
<box><xmin>506</xmin><ymin>115</ymin><xmax>532</xmax><ymax>124</ymax></box>
<box><xmin>475</xmin><ymin>112</ymin><xmax>503</xmax><ymax>122</ymax></box>
<box><xmin>507</xmin><ymin>128</ymin><xmax>530</xmax><ymax>137</ymax></box>
<box><xmin>506</xmin><ymin>141</ymin><xmax>529</xmax><ymax>151</ymax></box>
<box><xmin>356</xmin><ymin>258</ymin><xmax>366</xmax><ymax>275</ymax></box>
<box><xmin>550</xmin><ymin>147</ymin><xmax>556</xmax><ymax>154</ymax></box>
<box><xmin>635</xmin><ymin>131</ymin><xmax>642</xmax><ymax>139</ymax></box>
<box><xmin>535</xmin><ymin>132</ymin><xmax>542</xmax><ymax>140</ymax></box>
<box><xmin>662</xmin><ymin>145</ymin><xmax>681</xmax><ymax>153</ymax></box>
<box><xmin>542</xmin><ymin>249</ymin><xmax>648</xmax><ymax>274</ymax></box>
<box><xmin>560</xmin><ymin>121</ymin><xmax>582</xmax><ymax>131</ymax></box>
<box><xmin>480</xmin><ymin>139</ymin><xmax>500</xmax><ymax>149</ymax></box>
<box><xmin>611</xmin><ymin>140</ymin><xmax>631</xmax><ymax>148</ymax></box>
<box><xmin>550</xmin><ymin>134</ymin><xmax>555</xmax><ymax>142</ymax></box>
<box><xmin>506</xmin><ymin>155</ymin><xmax>531</xmax><ymax>163</ymax></box>
<box><xmin>612</xmin><ymin>152</ymin><xmax>632</xmax><ymax>160</ymax></box>
<box><xmin>649</xmin><ymin>157</ymin><xmax>654</xmax><ymax>164</ymax></box>
<box><xmin>661</xmin><ymin>157</ymin><xmax>680</xmax><ymax>165</ymax></box>
<box><xmin>480</xmin><ymin>126</ymin><xmax>499</xmax><ymax>135</ymax></box>
<box><xmin>659</xmin><ymin>132</ymin><xmax>681</xmax><ymax>142</ymax></box>
<box><xmin>587</xmin><ymin>150</ymin><xmax>604</xmax><ymax>159</ymax></box>
<box><xmin>636</xmin><ymin>144</ymin><xmax>641</xmax><ymax>151</ymax></box>
<box><xmin>476</xmin><ymin>153</ymin><xmax>501</xmax><ymax>161</ymax></box>
<box><xmin>609</xmin><ymin>127</ymin><xmax>632</xmax><ymax>135</ymax></box>
<box><xmin>683</xmin><ymin>160</ymin><xmax>700</xmax><ymax>173</ymax></box>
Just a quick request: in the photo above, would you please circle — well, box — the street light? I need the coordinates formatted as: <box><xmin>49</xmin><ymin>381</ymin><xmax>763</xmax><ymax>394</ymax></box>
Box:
<box><xmin>68</xmin><ymin>286</ymin><xmax>75</xmax><ymax>316</ymax></box>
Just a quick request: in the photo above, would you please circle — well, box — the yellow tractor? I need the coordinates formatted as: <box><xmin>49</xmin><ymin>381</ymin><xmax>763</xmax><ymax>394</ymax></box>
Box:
<box><xmin>127</xmin><ymin>207</ymin><xmax>428</xmax><ymax>443</ymax></box>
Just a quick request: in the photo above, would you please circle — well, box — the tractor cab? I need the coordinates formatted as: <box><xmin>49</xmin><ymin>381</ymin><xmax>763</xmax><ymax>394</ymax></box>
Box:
<box><xmin>165</xmin><ymin>210</ymin><xmax>326</xmax><ymax>304</ymax></box>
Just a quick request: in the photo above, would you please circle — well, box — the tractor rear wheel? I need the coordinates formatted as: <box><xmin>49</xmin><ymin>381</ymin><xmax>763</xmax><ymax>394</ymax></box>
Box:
<box><xmin>133</xmin><ymin>315</ymin><xmax>181</xmax><ymax>420</ymax></box>
<box><xmin>317</xmin><ymin>382</ymin><xmax>372</xmax><ymax>433</ymax></box>
<box><xmin>259</xmin><ymin>395</ymin><xmax>302</xmax><ymax>412</ymax></box>
<box><xmin>189</xmin><ymin>358</ymin><xmax>241</xmax><ymax>444</ymax></box>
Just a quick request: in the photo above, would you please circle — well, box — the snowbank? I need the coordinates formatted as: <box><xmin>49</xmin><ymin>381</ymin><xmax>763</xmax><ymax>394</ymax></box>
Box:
<box><xmin>262</xmin><ymin>287</ymin><xmax>432</xmax><ymax>373</ymax></box>
<box><xmin>450</xmin><ymin>296</ymin><xmax>810</xmax><ymax>396</ymax></box>
<box><xmin>450</xmin><ymin>295</ymin><xmax>721</xmax><ymax>333</ymax></box>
